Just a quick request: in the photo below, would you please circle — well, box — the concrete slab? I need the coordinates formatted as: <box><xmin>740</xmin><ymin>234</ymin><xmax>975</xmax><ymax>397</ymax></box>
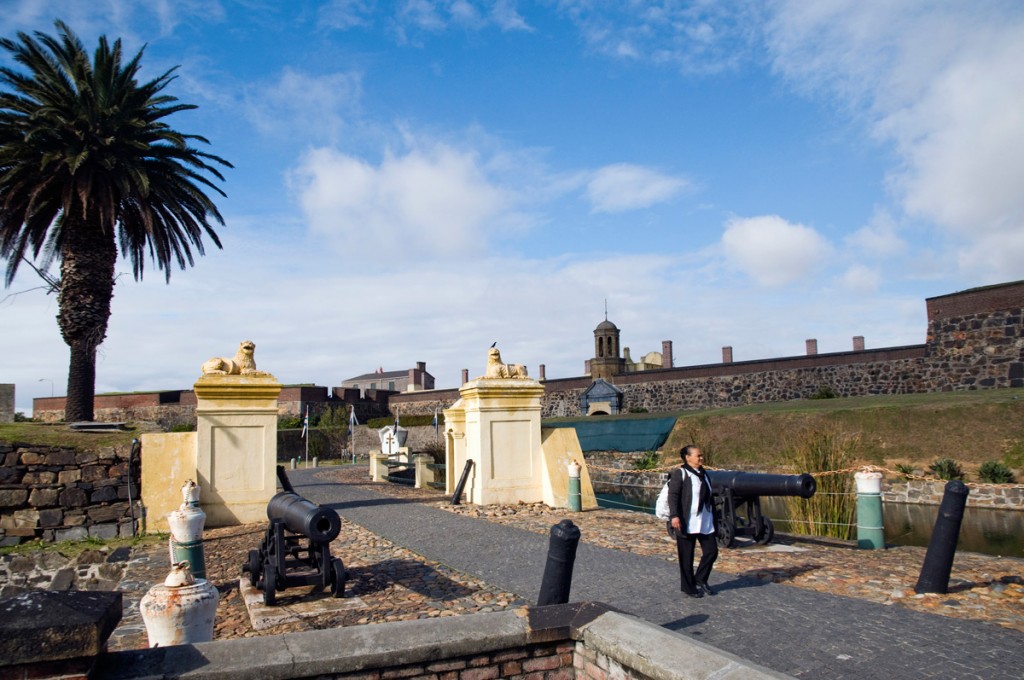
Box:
<box><xmin>238</xmin><ymin>578</ymin><xmax>365</xmax><ymax>631</ymax></box>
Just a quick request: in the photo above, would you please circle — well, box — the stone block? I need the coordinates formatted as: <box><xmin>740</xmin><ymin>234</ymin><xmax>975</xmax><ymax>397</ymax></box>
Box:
<box><xmin>0</xmin><ymin>590</ymin><xmax>122</xmax><ymax>665</ymax></box>
<box><xmin>22</xmin><ymin>470</ymin><xmax>56</xmax><ymax>484</ymax></box>
<box><xmin>29</xmin><ymin>487</ymin><xmax>61</xmax><ymax>507</ymax></box>
<box><xmin>87</xmin><ymin>503</ymin><xmax>126</xmax><ymax>523</ymax></box>
<box><xmin>58</xmin><ymin>468</ymin><xmax>82</xmax><ymax>484</ymax></box>
<box><xmin>59</xmin><ymin>487</ymin><xmax>88</xmax><ymax>507</ymax></box>
<box><xmin>64</xmin><ymin>511</ymin><xmax>86</xmax><ymax>526</ymax></box>
<box><xmin>13</xmin><ymin>508</ymin><xmax>39</xmax><ymax>528</ymax></box>
<box><xmin>48</xmin><ymin>568</ymin><xmax>76</xmax><ymax>592</ymax></box>
<box><xmin>90</xmin><ymin>486</ymin><xmax>118</xmax><ymax>503</ymax></box>
<box><xmin>75</xmin><ymin>451</ymin><xmax>98</xmax><ymax>465</ymax></box>
<box><xmin>88</xmin><ymin>524</ymin><xmax>119</xmax><ymax>540</ymax></box>
<box><xmin>54</xmin><ymin>526</ymin><xmax>88</xmax><ymax>542</ymax></box>
<box><xmin>0</xmin><ymin>489</ymin><xmax>28</xmax><ymax>507</ymax></box>
<box><xmin>44</xmin><ymin>450</ymin><xmax>76</xmax><ymax>466</ymax></box>
<box><xmin>81</xmin><ymin>465</ymin><xmax>108</xmax><ymax>483</ymax></box>
<box><xmin>0</xmin><ymin>466</ymin><xmax>19</xmax><ymax>484</ymax></box>
<box><xmin>38</xmin><ymin>508</ymin><xmax>63</xmax><ymax>528</ymax></box>
<box><xmin>19</xmin><ymin>451</ymin><xmax>45</xmax><ymax>465</ymax></box>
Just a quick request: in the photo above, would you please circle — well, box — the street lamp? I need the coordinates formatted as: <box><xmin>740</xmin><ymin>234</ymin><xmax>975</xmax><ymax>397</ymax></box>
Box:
<box><xmin>38</xmin><ymin>378</ymin><xmax>53</xmax><ymax>397</ymax></box>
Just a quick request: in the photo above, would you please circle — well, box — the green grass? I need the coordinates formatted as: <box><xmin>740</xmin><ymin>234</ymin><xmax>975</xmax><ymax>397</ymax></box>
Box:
<box><xmin>545</xmin><ymin>388</ymin><xmax>1024</xmax><ymax>475</ymax></box>
<box><xmin>0</xmin><ymin>422</ymin><xmax>144</xmax><ymax>450</ymax></box>
<box><xmin>0</xmin><ymin>531</ymin><xmax>167</xmax><ymax>558</ymax></box>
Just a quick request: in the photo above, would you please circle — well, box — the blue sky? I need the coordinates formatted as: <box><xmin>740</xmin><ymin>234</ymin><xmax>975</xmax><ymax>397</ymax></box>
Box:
<box><xmin>2</xmin><ymin>1</ymin><xmax>1023</xmax><ymax>414</ymax></box>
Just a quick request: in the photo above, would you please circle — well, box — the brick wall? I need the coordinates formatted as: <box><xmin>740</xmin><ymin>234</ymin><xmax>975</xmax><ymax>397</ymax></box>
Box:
<box><xmin>0</xmin><ymin>441</ymin><xmax>138</xmax><ymax>546</ymax></box>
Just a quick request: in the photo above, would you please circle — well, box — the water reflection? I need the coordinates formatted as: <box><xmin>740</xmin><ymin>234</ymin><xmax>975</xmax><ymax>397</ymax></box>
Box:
<box><xmin>596</xmin><ymin>491</ymin><xmax>1024</xmax><ymax>557</ymax></box>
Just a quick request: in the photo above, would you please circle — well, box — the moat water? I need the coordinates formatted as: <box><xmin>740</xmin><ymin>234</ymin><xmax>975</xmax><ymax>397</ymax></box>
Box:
<box><xmin>595</xmin><ymin>491</ymin><xmax>1024</xmax><ymax>558</ymax></box>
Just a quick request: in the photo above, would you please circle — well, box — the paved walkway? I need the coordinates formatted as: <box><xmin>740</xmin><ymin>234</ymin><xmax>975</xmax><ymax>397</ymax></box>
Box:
<box><xmin>288</xmin><ymin>467</ymin><xmax>1023</xmax><ymax>680</ymax></box>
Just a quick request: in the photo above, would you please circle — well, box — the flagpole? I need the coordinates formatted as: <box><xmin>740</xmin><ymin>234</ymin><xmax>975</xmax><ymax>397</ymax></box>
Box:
<box><xmin>304</xmin><ymin>405</ymin><xmax>309</xmax><ymax>468</ymax></box>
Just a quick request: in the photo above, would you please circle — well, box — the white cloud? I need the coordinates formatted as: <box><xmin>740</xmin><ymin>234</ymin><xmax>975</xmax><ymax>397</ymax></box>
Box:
<box><xmin>288</xmin><ymin>143</ymin><xmax>511</xmax><ymax>262</ymax></box>
<box><xmin>555</xmin><ymin>0</ymin><xmax>761</xmax><ymax>73</ymax></box>
<box><xmin>765</xmin><ymin>1</ymin><xmax>1024</xmax><ymax>279</ymax></box>
<box><xmin>585</xmin><ymin>164</ymin><xmax>689</xmax><ymax>213</ymax></box>
<box><xmin>840</xmin><ymin>264</ymin><xmax>880</xmax><ymax>293</ymax></box>
<box><xmin>721</xmin><ymin>215</ymin><xmax>832</xmax><ymax>287</ymax></box>
<box><xmin>845</xmin><ymin>210</ymin><xmax>906</xmax><ymax>258</ymax></box>
<box><xmin>318</xmin><ymin>0</ymin><xmax>375</xmax><ymax>30</ymax></box>
<box><xmin>244</xmin><ymin>68</ymin><xmax>363</xmax><ymax>145</ymax></box>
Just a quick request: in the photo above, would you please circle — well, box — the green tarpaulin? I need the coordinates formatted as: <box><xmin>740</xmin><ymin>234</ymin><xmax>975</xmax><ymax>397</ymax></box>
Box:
<box><xmin>544</xmin><ymin>417</ymin><xmax>676</xmax><ymax>452</ymax></box>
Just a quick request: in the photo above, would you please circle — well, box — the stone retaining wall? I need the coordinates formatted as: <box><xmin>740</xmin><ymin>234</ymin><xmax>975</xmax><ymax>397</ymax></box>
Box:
<box><xmin>0</xmin><ymin>440</ymin><xmax>139</xmax><ymax>546</ymax></box>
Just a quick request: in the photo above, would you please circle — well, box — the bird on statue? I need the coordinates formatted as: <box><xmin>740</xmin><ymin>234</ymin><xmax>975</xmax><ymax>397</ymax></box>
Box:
<box><xmin>490</xmin><ymin>341</ymin><xmax>497</xmax><ymax>348</ymax></box>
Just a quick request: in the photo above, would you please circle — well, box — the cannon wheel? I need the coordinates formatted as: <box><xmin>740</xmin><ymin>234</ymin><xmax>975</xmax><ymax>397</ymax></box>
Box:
<box><xmin>717</xmin><ymin>521</ymin><xmax>736</xmax><ymax>549</ymax></box>
<box><xmin>263</xmin><ymin>563</ymin><xmax>277</xmax><ymax>606</ymax></box>
<box><xmin>330</xmin><ymin>558</ymin><xmax>346</xmax><ymax>598</ymax></box>
<box><xmin>755</xmin><ymin>517</ymin><xmax>775</xmax><ymax>545</ymax></box>
<box><xmin>246</xmin><ymin>549</ymin><xmax>261</xmax><ymax>587</ymax></box>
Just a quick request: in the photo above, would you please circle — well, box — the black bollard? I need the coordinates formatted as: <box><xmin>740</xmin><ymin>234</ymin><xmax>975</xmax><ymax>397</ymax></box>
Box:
<box><xmin>537</xmin><ymin>519</ymin><xmax>581</xmax><ymax>606</ymax></box>
<box><xmin>914</xmin><ymin>480</ymin><xmax>970</xmax><ymax>594</ymax></box>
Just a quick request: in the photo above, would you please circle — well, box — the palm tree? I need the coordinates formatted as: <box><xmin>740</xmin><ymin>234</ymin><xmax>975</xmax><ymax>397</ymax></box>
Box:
<box><xmin>0</xmin><ymin>21</ymin><xmax>230</xmax><ymax>422</ymax></box>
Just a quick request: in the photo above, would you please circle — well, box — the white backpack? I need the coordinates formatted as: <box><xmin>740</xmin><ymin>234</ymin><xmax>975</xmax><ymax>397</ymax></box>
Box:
<box><xmin>654</xmin><ymin>468</ymin><xmax>679</xmax><ymax>520</ymax></box>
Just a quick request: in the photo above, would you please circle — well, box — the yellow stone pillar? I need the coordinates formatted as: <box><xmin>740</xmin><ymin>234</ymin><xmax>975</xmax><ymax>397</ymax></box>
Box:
<box><xmin>455</xmin><ymin>378</ymin><xmax>546</xmax><ymax>505</ymax></box>
<box><xmin>194</xmin><ymin>374</ymin><xmax>281</xmax><ymax>527</ymax></box>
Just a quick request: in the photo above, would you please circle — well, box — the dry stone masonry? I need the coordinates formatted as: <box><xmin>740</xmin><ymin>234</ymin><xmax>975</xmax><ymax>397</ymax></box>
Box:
<box><xmin>0</xmin><ymin>441</ymin><xmax>138</xmax><ymax>546</ymax></box>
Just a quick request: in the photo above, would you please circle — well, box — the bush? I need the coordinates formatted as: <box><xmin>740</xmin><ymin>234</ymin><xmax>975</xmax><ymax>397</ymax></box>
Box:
<box><xmin>978</xmin><ymin>461</ymin><xmax>1016</xmax><ymax>484</ymax></box>
<box><xmin>631</xmin><ymin>450</ymin><xmax>661</xmax><ymax>470</ymax></box>
<box><xmin>279</xmin><ymin>414</ymin><xmax>304</xmax><ymax>430</ymax></box>
<box><xmin>417</xmin><ymin>439</ymin><xmax>446</xmax><ymax>465</ymax></box>
<box><xmin>894</xmin><ymin>463</ymin><xmax>916</xmax><ymax>479</ymax></box>
<box><xmin>808</xmin><ymin>385</ymin><xmax>837</xmax><ymax>400</ymax></box>
<box><xmin>169</xmin><ymin>422</ymin><xmax>196</xmax><ymax>433</ymax></box>
<box><xmin>367</xmin><ymin>413</ymin><xmax>443</xmax><ymax>429</ymax></box>
<box><xmin>13</xmin><ymin>411</ymin><xmax>33</xmax><ymax>422</ymax></box>
<box><xmin>928</xmin><ymin>458</ymin><xmax>964</xmax><ymax>481</ymax></box>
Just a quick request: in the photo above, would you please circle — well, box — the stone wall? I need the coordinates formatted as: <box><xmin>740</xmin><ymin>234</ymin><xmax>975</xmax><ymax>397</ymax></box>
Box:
<box><xmin>0</xmin><ymin>440</ymin><xmax>139</xmax><ymax>546</ymax></box>
<box><xmin>0</xmin><ymin>384</ymin><xmax>13</xmax><ymax>423</ymax></box>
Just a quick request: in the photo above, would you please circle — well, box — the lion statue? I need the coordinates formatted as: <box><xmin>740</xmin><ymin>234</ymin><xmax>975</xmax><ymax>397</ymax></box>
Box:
<box><xmin>483</xmin><ymin>346</ymin><xmax>529</xmax><ymax>379</ymax></box>
<box><xmin>201</xmin><ymin>340</ymin><xmax>265</xmax><ymax>376</ymax></box>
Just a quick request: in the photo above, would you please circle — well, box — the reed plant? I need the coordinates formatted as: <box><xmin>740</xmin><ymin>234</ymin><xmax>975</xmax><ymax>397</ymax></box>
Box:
<box><xmin>783</xmin><ymin>428</ymin><xmax>858</xmax><ymax>540</ymax></box>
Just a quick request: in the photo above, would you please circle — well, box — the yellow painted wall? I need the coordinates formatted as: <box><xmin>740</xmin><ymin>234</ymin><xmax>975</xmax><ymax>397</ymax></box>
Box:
<box><xmin>139</xmin><ymin>432</ymin><xmax>197</xmax><ymax>533</ymax></box>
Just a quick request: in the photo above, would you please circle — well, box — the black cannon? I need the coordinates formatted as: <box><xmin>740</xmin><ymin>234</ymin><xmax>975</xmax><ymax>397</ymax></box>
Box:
<box><xmin>707</xmin><ymin>470</ymin><xmax>816</xmax><ymax>548</ymax></box>
<box><xmin>242</xmin><ymin>470</ymin><xmax>346</xmax><ymax>605</ymax></box>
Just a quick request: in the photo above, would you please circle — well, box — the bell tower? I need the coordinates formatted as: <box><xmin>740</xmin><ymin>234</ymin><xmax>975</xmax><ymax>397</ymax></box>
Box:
<box><xmin>591</xmin><ymin>305</ymin><xmax>624</xmax><ymax>380</ymax></box>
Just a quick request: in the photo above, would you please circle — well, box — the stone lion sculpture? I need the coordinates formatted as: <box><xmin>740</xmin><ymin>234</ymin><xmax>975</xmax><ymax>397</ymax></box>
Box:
<box><xmin>484</xmin><ymin>347</ymin><xmax>529</xmax><ymax>379</ymax></box>
<box><xmin>201</xmin><ymin>340</ymin><xmax>265</xmax><ymax>376</ymax></box>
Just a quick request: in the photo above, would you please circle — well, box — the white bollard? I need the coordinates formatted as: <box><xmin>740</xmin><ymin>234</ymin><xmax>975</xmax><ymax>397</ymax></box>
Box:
<box><xmin>140</xmin><ymin>562</ymin><xmax>219</xmax><ymax>647</ymax></box>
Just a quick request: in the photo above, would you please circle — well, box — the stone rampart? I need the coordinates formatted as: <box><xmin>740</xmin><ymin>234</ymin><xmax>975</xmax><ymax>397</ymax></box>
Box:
<box><xmin>0</xmin><ymin>440</ymin><xmax>138</xmax><ymax>546</ymax></box>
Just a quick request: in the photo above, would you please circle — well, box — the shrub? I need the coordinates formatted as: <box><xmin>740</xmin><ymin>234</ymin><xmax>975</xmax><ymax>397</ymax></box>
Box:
<box><xmin>928</xmin><ymin>458</ymin><xmax>964</xmax><ymax>481</ymax></box>
<box><xmin>631</xmin><ymin>450</ymin><xmax>661</xmax><ymax>470</ymax></box>
<box><xmin>783</xmin><ymin>428</ymin><xmax>857</xmax><ymax>540</ymax></box>
<box><xmin>13</xmin><ymin>411</ymin><xmax>33</xmax><ymax>422</ymax></box>
<box><xmin>894</xmin><ymin>463</ymin><xmax>916</xmax><ymax>479</ymax></box>
<box><xmin>169</xmin><ymin>422</ymin><xmax>196</xmax><ymax>433</ymax></box>
<box><xmin>367</xmin><ymin>413</ymin><xmax>443</xmax><ymax>429</ymax></box>
<box><xmin>978</xmin><ymin>461</ymin><xmax>1016</xmax><ymax>484</ymax></box>
<box><xmin>417</xmin><ymin>439</ymin><xmax>446</xmax><ymax>465</ymax></box>
<box><xmin>278</xmin><ymin>415</ymin><xmax>303</xmax><ymax>430</ymax></box>
<box><xmin>808</xmin><ymin>385</ymin><xmax>837</xmax><ymax>400</ymax></box>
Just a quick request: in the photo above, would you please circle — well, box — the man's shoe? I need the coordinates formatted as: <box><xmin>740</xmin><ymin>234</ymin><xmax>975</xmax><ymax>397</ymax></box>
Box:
<box><xmin>699</xmin><ymin>582</ymin><xmax>716</xmax><ymax>596</ymax></box>
<box><xmin>683</xmin><ymin>589</ymin><xmax>703</xmax><ymax>598</ymax></box>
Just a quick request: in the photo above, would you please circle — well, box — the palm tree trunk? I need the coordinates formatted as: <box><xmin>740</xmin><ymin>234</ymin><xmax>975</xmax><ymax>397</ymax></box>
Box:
<box><xmin>58</xmin><ymin>223</ymin><xmax>117</xmax><ymax>423</ymax></box>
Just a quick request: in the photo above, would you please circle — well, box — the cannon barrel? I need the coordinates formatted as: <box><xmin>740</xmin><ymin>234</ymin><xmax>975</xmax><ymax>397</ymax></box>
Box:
<box><xmin>707</xmin><ymin>470</ymin><xmax>816</xmax><ymax>499</ymax></box>
<box><xmin>267</xmin><ymin>491</ymin><xmax>341</xmax><ymax>543</ymax></box>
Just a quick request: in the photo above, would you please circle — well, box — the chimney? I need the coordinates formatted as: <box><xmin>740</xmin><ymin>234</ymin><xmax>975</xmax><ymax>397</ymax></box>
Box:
<box><xmin>806</xmin><ymin>339</ymin><xmax>818</xmax><ymax>355</ymax></box>
<box><xmin>722</xmin><ymin>346</ymin><xmax>733</xmax><ymax>364</ymax></box>
<box><xmin>853</xmin><ymin>336</ymin><xmax>865</xmax><ymax>352</ymax></box>
<box><xmin>416</xmin><ymin>361</ymin><xmax>426</xmax><ymax>371</ymax></box>
<box><xmin>539</xmin><ymin>364</ymin><xmax>546</xmax><ymax>380</ymax></box>
<box><xmin>662</xmin><ymin>341</ymin><xmax>673</xmax><ymax>368</ymax></box>
<box><xmin>461</xmin><ymin>368</ymin><xmax>469</xmax><ymax>384</ymax></box>
<box><xmin>584</xmin><ymin>359</ymin><xmax>592</xmax><ymax>375</ymax></box>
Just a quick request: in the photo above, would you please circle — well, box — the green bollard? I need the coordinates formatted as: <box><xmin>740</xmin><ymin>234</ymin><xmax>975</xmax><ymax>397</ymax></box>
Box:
<box><xmin>170</xmin><ymin>538</ymin><xmax>207</xmax><ymax>580</ymax></box>
<box><xmin>855</xmin><ymin>470</ymin><xmax>885</xmax><ymax>549</ymax></box>
<box><xmin>568</xmin><ymin>459</ymin><xmax>582</xmax><ymax>512</ymax></box>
